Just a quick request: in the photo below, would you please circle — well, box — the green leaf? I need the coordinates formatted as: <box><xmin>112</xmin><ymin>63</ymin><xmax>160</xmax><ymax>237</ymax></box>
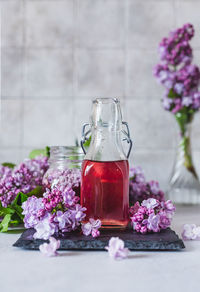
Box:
<box><xmin>83</xmin><ymin>136</ymin><xmax>91</xmax><ymax>148</ymax></box>
<box><xmin>45</xmin><ymin>146</ymin><xmax>50</xmax><ymax>158</ymax></box>
<box><xmin>12</xmin><ymin>192</ymin><xmax>28</xmax><ymax>206</ymax></box>
<box><xmin>29</xmin><ymin>146</ymin><xmax>50</xmax><ymax>159</ymax></box>
<box><xmin>10</xmin><ymin>193</ymin><xmax>28</xmax><ymax>221</ymax></box>
<box><xmin>0</xmin><ymin>206</ymin><xmax>15</xmax><ymax>217</ymax></box>
<box><xmin>0</xmin><ymin>214</ymin><xmax>12</xmax><ymax>232</ymax></box>
<box><xmin>26</xmin><ymin>186</ymin><xmax>43</xmax><ymax>197</ymax></box>
<box><xmin>1</xmin><ymin>162</ymin><xmax>16</xmax><ymax>169</ymax></box>
<box><xmin>168</xmin><ymin>88</ymin><xmax>179</xmax><ymax>99</ymax></box>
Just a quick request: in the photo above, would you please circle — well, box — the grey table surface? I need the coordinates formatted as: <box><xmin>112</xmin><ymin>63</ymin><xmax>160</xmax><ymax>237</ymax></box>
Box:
<box><xmin>0</xmin><ymin>205</ymin><xmax>200</xmax><ymax>292</ymax></box>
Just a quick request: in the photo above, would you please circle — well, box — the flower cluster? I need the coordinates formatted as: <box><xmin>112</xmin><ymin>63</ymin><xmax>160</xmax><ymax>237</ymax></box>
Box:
<box><xmin>0</xmin><ymin>156</ymin><xmax>49</xmax><ymax>207</ymax></box>
<box><xmin>129</xmin><ymin>166</ymin><xmax>164</xmax><ymax>205</ymax></box>
<box><xmin>22</xmin><ymin>184</ymin><xmax>86</xmax><ymax>240</ymax></box>
<box><xmin>158</xmin><ymin>23</ymin><xmax>194</xmax><ymax>66</ymax></box>
<box><xmin>130</xmin><ymin>198</ymin><xmax>175</xmax><ymax>234</ymax></box>
<box><xmin>154</xmin><ymin>23</ymin><xmax>200</xmax><ymax>114</ymax></box>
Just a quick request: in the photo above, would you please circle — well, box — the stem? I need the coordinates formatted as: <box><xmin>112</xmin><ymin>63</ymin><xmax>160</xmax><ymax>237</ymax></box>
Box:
<box><xmin>176</xmin><ymin>115</ymin><xmax>197</xmax><ymax>178</ymax></box>
<box><xmin>180</xmin><ymin>134</ymin><xmax>197</xmax><ymax>177</ymax></box>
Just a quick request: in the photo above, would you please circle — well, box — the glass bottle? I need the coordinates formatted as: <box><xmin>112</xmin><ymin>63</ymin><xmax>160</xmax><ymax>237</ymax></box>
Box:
<box><xmin>80</xmin><ymin>98</ymin><xmax>132</xmax><ymax>229</ymax></box>
<box><xmin>43</xmin><ymin>146</ymin><xmax>84</xmax><ymax>196</ymax></box>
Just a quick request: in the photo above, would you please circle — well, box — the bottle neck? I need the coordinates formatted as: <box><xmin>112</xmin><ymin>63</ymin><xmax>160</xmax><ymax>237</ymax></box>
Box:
<box><xmin>85</xmin><ymin>127</ymin><xmax>127</xmax><ymax>162</ymax></box>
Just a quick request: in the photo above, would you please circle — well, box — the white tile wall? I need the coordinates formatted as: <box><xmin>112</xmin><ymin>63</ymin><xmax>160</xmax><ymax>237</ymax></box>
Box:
<box><xmin>1</xmin><ymin>0</ymin><xmax>200</xmax><ymax>190</ymax></box>
<box><xmin>25</xmin><ymin>49</ymin><xmax>74</xmax><ymax>97</ymax></box>
<box><xmin>26</xmin><ymin>0</ymin><xmax>74</xmax><ymax>48</ymax></box>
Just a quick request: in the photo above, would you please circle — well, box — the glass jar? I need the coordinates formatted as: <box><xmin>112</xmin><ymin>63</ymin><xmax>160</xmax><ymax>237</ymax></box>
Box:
<box><xmin>43</xmin><ymin>146</ymin><xmax>84</xmax><ymax>196</ymax></box>
<box><xmin>80</xmin><ymin>98</ymin><xmax>132</xmax><ymax>229</ymax></box>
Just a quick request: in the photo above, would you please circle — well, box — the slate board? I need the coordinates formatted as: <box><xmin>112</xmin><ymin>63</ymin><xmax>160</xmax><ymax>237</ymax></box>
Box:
<box><xmin>13</xmin><ymin>227</ymin><xmax>185</xmax><ymax>251</ymax></box>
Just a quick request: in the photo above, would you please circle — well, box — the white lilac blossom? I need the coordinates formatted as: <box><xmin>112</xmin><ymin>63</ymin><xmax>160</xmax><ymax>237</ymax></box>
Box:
<box><xmin>39</xmin><ymin>237</ymin><xmax>60</xmax><ymax>257</ymax></box>
<box><xmin>130</xmin><ymin>199</ymin><xmax>175</xmax><ymax>234</ymax></box>
<box><xmin>105</xmin><ymin>237</ymin><xmax>129</xmax><ymax>260</ymax></box>
<box><xmin>129</xmin><ymin>166</ymin><xmax>165</xmax><ymax>205</ymax></box>
<box><xmin>22</xmin><ymin>185</ymin><xmax>86</xmax><ymax>240</ymax></box>
<box><xmin>81</xmin><ymin>218</ymin><xmax>101</xmax><ymax>237</ymax></box>
<box><xmin>0</xmin><ymin>156</ymin><xmax>48</xmax><ymax>207</ymax></box>
<box><xmin>182</xmin><ymin>224</ymin><xmax>200</xmax><ymax>240</ymax></box>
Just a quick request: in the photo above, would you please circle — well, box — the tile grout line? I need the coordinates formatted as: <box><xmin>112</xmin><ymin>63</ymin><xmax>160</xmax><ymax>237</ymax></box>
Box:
<box><xmin>20</xmin><ymin>0</ymin><xmax>26</xmax><ymax>159</ymax></box>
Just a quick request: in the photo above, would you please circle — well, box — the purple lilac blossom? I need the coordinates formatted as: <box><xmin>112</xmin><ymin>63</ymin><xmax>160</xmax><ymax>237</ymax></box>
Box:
<box><xmin>0</xmin><ymin>156</ymin><xmax>48</xmax><ymax>207</ymax></box>
<box><xmin>39</xmin><ymin>237</ymin><xmax>60</xmax><ymax>257</ymax></box>
<box><xmin>105</xmin><ymin>237</ymin><xmax>129</xmax><ymax>260</ymax></box>
<box><xmin>81</xmin><ymin>218</ymin><xmax>101</xmax><ymax>237</ymax></box>
<box><xmin>22</xmin><ymin>196</ymin><xmax>44</xmax><ymax>228</ymax></box>
<box><xmin>141</xmin><ymin>198</ymin><xmax>159</xmax><ymax>209</ymax></box>
<box><xmin>129</xmin><ymin>166</ymin><xmax>165</xmax><ymax>205</ymax></box>
<box><xmin>130</xmin><ymin>199</ymin><xmax>175</xmax><ymax>234</ymax></box>
<box><xmin>22</xmin><ymin>183</ymin><xmax>86</xmax><ymax>240</ymax></box>
<box><xmin>154</xmin><ymin>23</ymin><xmax>200</xmax><ymax>115</ymax></box>
<box><xmin>182</xmin><ymin>224</ymin><xmax>200</xmax><ymax>240</ymax></box>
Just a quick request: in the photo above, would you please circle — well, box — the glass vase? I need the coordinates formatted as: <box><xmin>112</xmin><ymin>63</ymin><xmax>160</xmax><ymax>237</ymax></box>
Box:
<box><xmin>167</xmin><ymin>119</ymin><xmax>200</xmax><ymax>204</ymax></box>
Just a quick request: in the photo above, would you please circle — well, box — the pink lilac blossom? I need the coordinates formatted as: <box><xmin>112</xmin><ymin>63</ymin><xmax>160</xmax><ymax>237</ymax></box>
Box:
<box><xmin>39</xmin><ymin>237</ymin><xmax>60</xmax><ymax>257</ymax></box>
<box><xmin>22</xmin><ymin>184</ymin><xmax>86</xmax><ymax>240</ymax></box>
<box><xmin>129</xmin><ymin>166</ymin><xmax>165</xmax><ymax>205</ymax></box>
<box><xmin>0</xmin><ymin>156</ymin><xmax>48</xmax><ymax>207</ymax></box>
<box><xmin>130</xmin><ymin>199</ymin><xmax>175</xmax><ymax>234</ymax></box>
<box><xmin>81</xmin><ymin>218</ymin><xmax>101</xmax><ymax>238</ymax></box>
<box><xmin>105</xmin><ymin>237</ymin><xmax>129</xmax><ymax>260</ymax></box>
<box><xmin>182</xmin><ymin>224</ymin><xmax>200</xmax><ymax>240</ymax></box>
<box><xmin>154</xmin><ymin>23</ymin><xmax>200</xmax><ymax>115</ymax></box>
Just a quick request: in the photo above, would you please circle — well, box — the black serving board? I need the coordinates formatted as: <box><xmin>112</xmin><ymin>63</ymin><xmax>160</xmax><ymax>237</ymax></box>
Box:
<box><xmin>13</xmin><ymin>227</ymin><xmax>184</xmax><ymax>251</ymax></box>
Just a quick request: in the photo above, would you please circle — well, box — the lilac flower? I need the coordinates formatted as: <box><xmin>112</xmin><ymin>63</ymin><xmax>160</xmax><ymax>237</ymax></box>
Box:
<box><xmin>130</xmin><ymin>199</ymin><xmax>175</xmax><ymax>234</ymax></box>
<box><xmin>162</xmin><ymin>97</ymin><xmax>173</xmax><ymax>110</ymax></box>
<box><xmin>22</xmin><ymin>196</ymin><xmax>44</xmax><ymax>228</ymax></box>
<box><xmin>147</xmin><ymin>213</ymin><xmax>160</xmax><ymax>232</ymax></box>
<box><xmin>182</xmin><ymin>224</ymin><xmax>200</xmax><ymax>240</ymax></box>
<box><xmin>0</xmin><ymin>166</ymin><xmax>12</xmax><ymax>180</ymax></box>
<box><xmin>182</xmin><ymin>96</ymin><xmax>193</xmax><ymax>106</ymax></box>
<box><xmin>82</xmin><ymin>218</ymin><xmax>101</xmax><ymax>237</ymax></box>
<box><xmin>163</xmin><ymin>200</ymin><xmax>176</xmax><ymax>213</ymax></box>
<box><xmin>129</xmin><ymin>166</ymin><xmax>165</xmax><ymax>205</ymax></box>
<box><xmin>54</xmin><ymin>211</ymin><xmax>71</xmax><ymax>230</ymax></box>
<box><xmin>39</xmin><ymin>237</ymin><xmax>60</xmax><ymax>257</ymax></box>
<box><xmin>33</xmin><ymin>214</ymin><xmax>57</xmax><ymax>240</ymax></box>
<box><xmin>130</xmin><ymin>166</ymin><xmax>145</xmax><ymax>183</ymax></box>
<box><xmin>92</xmin><ymin>229</ymin><xmax>100</xmax><ymax>238</ymax></box>
<box><xmin>105</xmin><ymin>237</ymin><xmax>129</xmax><ymax>260</ymax></box>
<box><xmin>148</xmin><ymin>181</ymin><xmax>160</xmax><ymax>195</ymax></box>
<box><xmin>0</xmin><ymin>156</ymin><xmax>48</xmax><ymax>207</ymax></box>
<box><xmin>23</xmin><ymin>182</ymin><xmax>86</xmax><ymax>240</ymax></box>
<box><xmin>154</xmin><ymin>23</ymin><xmax>200</xmax><ymax>116</ymax></box>
<box><xmin>174</xmin><ymin>83</ymin><xmax>184</xmax><ymax>95</ymax></box>
<box><xmin>141</xmin><ymin>198</ymin><xmax>159</xmax><ymax>209</ymax></box>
